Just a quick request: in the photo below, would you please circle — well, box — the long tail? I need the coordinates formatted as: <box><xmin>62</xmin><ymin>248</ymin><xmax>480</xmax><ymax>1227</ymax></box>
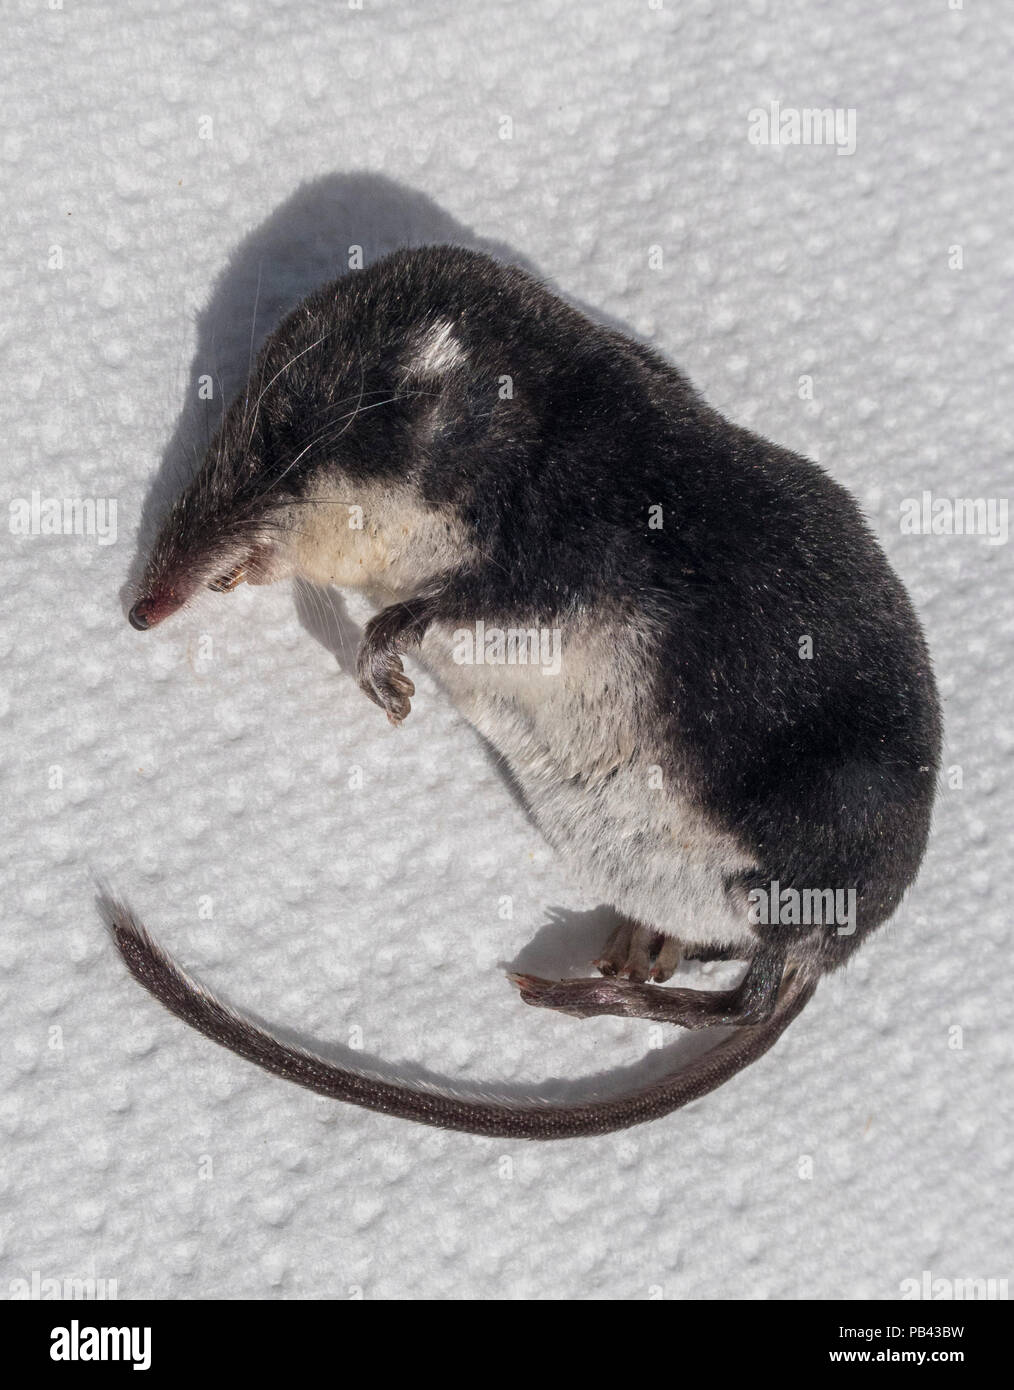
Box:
<box><xmin>104</xmin><ymin>899</ymin><xmax>817</xmax><ymax>1140</ymax></box>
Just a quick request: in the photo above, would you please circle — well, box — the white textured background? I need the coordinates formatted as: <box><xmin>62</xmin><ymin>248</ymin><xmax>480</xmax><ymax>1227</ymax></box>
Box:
<box><xmin>1</xmin><ymin>0</ymin><xmax>1011</xmax><ymax>1301</ymax></box>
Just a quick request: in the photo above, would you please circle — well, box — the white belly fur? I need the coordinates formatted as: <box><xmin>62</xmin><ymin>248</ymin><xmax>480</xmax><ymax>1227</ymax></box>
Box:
<box><xmin>420</xmin><ymin>614</ymin><xmax>759</xmax><ymax>949</ymax></box>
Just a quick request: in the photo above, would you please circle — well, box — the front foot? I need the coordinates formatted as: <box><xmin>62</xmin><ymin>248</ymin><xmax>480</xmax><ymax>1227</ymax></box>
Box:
<box><xmin>208</xmin><ymin>565</ymin><xmax>245</xmax><ymax>592</ymax></box>
<box><xmin>358</xmin><ymin>649</ymin><xmax>416</xmax><ymax>725</ymax></box>
<box><xmin>356</xmin><ymin>606</ymin><xmax>422</xmax><ymax>725</ymax></box>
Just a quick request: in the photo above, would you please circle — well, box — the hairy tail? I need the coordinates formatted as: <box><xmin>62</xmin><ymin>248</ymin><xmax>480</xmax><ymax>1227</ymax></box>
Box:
<box><xmin>104</xmin><ymin>898</ymin><xmax>817</xmax><ymax>1140</ymax></box>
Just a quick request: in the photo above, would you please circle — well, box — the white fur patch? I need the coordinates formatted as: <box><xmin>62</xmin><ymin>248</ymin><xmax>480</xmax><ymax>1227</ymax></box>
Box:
<box><xmin>289</xmin><ymin>478</ymin><xmax>474</xmax><ymax>598</ymax></box>
<box><xmin>409</xmin><ymin>319</ymin><xmax>466</xmax><ymax>377</ymax></box>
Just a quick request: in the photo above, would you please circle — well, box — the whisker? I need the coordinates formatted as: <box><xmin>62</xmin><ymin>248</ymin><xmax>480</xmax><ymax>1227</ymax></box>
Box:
<box><xmin>243</xmin><ymin>260</ymin><xmax>264</xmax><ymax>420</ymax></box>
<box><xmin>243</xmin><ymin>327</ymin><xmax>339</xmax><ymax>455</ymax></box>
<box><xmin>235</xmin><ymin>389</ymin><xmax>435</xmax><ymax>519</ymax></box>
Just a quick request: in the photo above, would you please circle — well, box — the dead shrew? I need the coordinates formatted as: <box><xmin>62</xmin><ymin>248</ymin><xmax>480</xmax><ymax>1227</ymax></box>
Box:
<box><xmin>110</xmin><ymin>245</ymin><xmax>941</xmax><ymax>1139</ymax></box>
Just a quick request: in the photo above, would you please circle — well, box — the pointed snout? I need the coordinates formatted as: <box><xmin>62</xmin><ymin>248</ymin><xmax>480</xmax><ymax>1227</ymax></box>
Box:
<box><xmin>128</xmin><ymin>600</ymin><xmax>154</xmax><ymax>630</ymax></box>
<box><xmin>127</xmin><ymin>590</ymin><xmax>185</xmax><ymax>631</ymax></box>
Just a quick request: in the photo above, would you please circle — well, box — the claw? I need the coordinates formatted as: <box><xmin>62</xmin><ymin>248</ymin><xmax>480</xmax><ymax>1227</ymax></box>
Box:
<box><xmin>594</xmin><ymin>921</ymin><xmax>681</xmax><ymax>983</ymax></box>
<box><xmin>381</xmin><ymin>668</ymin><xmax>415</xmax><ymax>725</ymax></box>
<box><xmin>208</xmin><ymin>566</ymin><xmax>245</xmax><ymax>592</ymax></box>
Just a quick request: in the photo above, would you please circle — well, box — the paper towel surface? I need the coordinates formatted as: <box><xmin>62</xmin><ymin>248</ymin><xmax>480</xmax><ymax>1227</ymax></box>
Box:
<box><xmin>1</xmin><ymin>0</ymin><xmax>1010</xmax><ymax>1300</ymax></box>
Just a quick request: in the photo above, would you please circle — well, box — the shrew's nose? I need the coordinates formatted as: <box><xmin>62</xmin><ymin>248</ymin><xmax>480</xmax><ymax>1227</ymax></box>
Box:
<box><xmin>128</xmin><ymin>601</ymin><xmax>153</xmax><ymax>631</ymax></box>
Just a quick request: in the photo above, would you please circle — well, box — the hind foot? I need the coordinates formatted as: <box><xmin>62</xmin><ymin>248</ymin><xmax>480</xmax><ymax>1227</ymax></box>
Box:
<box><xmin>508</xmin><ymin>972</ymin><xmax>732</xmax><ymax>1026</ymax></box>
<box><xmin>593</xmin><ymin>920</ymin><xmax>682</xmax><ymax>983</ymax></box>
<box><xmin>508</xmin><ymin>947</ymin><xmax>786</xmax><ymax>1028</ymax></box>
